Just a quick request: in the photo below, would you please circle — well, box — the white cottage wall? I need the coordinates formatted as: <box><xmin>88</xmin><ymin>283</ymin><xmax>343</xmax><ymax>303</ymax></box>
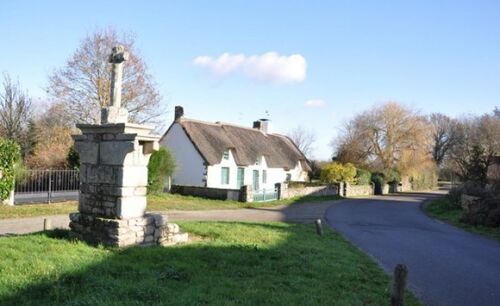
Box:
<box><xmin>161</xmin><ymin>123</ymin><xmax>206</xmax><ymax>187</ymax></box>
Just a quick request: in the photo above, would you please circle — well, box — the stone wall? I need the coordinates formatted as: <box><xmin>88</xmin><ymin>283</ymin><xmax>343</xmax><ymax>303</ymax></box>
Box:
<box><xmin>171</xmin><ymin>185</ymin><xmax>240</xmax><ymax>201</ymax></box>
<box><xmin>345</xmin><ymin>183</ymin><xmax>374</xmax><ymax>197</ymax></box>
<box><xmin>70</xmin><ymin>212</ymin><xmax>187</xmax><ymax>247</ymax></box>
<box><xmin>279</xmin><ymin>184</ymin><xmax>338</xmax><ymax>200</ymax></box>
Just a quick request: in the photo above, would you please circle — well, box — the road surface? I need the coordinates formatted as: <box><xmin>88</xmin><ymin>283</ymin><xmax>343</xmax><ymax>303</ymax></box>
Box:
<box><xmin>325</xmin><ymin>192</ymin><xmax>500</xmax><ymax>306</ymax></box>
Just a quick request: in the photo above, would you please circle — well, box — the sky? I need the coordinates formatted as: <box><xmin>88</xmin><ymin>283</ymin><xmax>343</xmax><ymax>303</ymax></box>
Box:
<box><xmin>0</xmin><ymin>0</ymin><xmax>499</xmax><ymax>159</ymax></box>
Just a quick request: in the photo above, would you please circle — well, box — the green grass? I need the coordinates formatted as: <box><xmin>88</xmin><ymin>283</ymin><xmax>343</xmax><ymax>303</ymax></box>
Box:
<box><xmin>425</xmin><ymin>198</ymin><xmax>500</xmax><ymax>241</ymax></box>
<box><xmin>0</xmin><ymin>194</ymin><xmax>342</xmax><ymax>219</ymax></box>
<box><xmin>0</xmin><ymin>222</ymin><xmax>420</xmax><ymax>305</ymax></box>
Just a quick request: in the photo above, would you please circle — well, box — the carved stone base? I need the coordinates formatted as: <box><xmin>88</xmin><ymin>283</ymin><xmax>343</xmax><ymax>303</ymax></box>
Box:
<box><xmin>69</xmin><ymin>212</ymin><xmax>188</xmax><ymax>247</ymax></box>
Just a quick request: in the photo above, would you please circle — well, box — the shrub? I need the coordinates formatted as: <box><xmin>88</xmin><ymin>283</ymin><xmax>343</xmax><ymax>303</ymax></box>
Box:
<box><xmin>147</xmin><ymin>147</ymin><xmax>176</xmax><ymax>194</ymax></box>
<box><xmin>66</xmin><ymin>146</ymin><xmax>80</xmax><ymax>169</ymax></box>
<box><xmin>371</xmin><ymin>172</ymin><xmax>385</xmax><ymax>185</ymax></box>
<box><xmin>355</xmin><ymin>169</ymin><xmax>371</xmax><ymax>185</ymax></box>
<box><xmin>0</xmin><ymin>139</ymin><xmax>21</xmax><ymax>201</ymax></box>
<box><xmin>320</xmin><ymin>162</ymin><xmax>356</xmax><ymax>184</ymax></box>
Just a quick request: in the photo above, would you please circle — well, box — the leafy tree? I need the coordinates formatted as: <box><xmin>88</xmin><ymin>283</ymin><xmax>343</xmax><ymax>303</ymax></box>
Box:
<box><xmin>0</xmin><ymin>138</ymin><xmax>21</xmax><ymax>201</ymax></box>
<box><xmin>147</xmin><ymin>148</ymin><xmax>176</xmax><ymax>194</ymax></box>
<box><xmin>47</xmin><ymin>28</ymin><xmax>165</xmax><ymax>126</ymax></box>
<box><xmin>320</xmin><ymin>162</ymin><xmax>356</xmax><ymax>184</ymax></box>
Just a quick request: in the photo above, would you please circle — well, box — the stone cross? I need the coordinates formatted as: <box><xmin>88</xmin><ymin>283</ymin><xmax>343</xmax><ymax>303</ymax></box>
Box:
<box><xmin>109</xmin><ymin>45</ymin><xmax>129</xmax><ymax>108</ymax></box>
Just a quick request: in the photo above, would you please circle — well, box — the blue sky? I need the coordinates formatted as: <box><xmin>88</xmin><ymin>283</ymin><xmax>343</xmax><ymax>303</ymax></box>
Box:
<box><xmin>0</xmin><ymin>0</ymin><xmax>499</xmax><ymax>159</ymax></box>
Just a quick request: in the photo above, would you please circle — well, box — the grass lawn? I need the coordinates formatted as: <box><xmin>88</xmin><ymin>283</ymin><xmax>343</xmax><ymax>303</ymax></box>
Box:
<box><xmin>0</xmin><ymin>221</ymin><xmax>420</xmax><ymax>305</ymax></box>
<box><xmin>424</xmin><ymin>198</ymin><xmax>500</xmax><ymax>241</ymax></box>
<box><xmin>0</xmin><ymin>194</ymin><xmax>342</xmax><ymax>220</ymax></box>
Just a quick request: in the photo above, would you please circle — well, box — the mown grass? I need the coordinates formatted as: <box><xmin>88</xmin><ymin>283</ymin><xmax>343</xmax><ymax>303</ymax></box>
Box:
<box><xmin>0</xmin><ymin>221</ymin><xmax>420</xmax><ymax>305</ymax></box>
<box><xmin>425</xmin><ymin>198</ymin><xmax>500</xmax><ymax>241</ymax></box>
<box><xmin>0</xmin><ymin>194</ymin><xmax>342</xmax><ymax>219</ymax></box>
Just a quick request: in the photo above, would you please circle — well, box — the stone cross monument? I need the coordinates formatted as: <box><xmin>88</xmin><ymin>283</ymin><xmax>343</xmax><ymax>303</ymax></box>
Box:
<box><xmin>69</xmin><ymin>46</ymin><xmax>187</xmax><ymax>247</ymax></box>
<box><xmin>101</xmin><ymin>45</ymin><xmax>129</xmax><ymax>124</ymax></box>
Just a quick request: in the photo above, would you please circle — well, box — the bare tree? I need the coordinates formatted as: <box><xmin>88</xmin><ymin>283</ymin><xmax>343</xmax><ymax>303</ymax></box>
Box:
<box><xmin>47</xmin><ymin>28</ymin><xmax>165</xmax><ymax>126</ymax></box>
<box><xmin>287</xmin><ymin>125</ymin><xmax>317</xmax><ymax>158</ymax></box>
<box><xmin>0</xmin><ymin>73</ymin><xmax>32</xmax><ymax>139</ymax></box>
<box><xmin>428</xmin><ymin>113</ymin><xmax>460</xmax><ymax>166</ymax></box>
<box><xmin>449</xmin><ymin>112</ymin><xmax>500</xmax><ymax>183</ymax></box>
<box><xmin>334</xmin><ymin>102</ymin><xmax>432</xmax><ymax>176</ymax></box>
<box><xmin>0</xmin><ymin>73</ymin><xmax>35</xmax><ymax>157</ymax></box>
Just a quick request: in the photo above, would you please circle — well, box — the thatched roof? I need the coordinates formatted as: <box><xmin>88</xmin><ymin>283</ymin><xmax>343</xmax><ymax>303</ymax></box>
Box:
<box><xmin>166</xmin><ymin>118</ymin><xmax>310</xmax><ymax>171</ymax></box>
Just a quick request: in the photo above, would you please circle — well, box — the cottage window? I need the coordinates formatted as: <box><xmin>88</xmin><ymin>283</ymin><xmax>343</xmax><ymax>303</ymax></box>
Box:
<box><xmin>223</xmin><ymin>150</ymin><xmax>230</xmax><ymax>160</ymax></box>
<box><xmin>286</xmin><ymin>173</ymin><xmax>292</xmax><ymax>182</ymax></box>
<box><xmin>262</xmin><ymin>170</ymin><xmax>267</xmax><ymax>184</ymax></box>
<box><xmin>221</xmin><ymin>167</ymin><xmax>230</xmax><ymax>185</ymax></box>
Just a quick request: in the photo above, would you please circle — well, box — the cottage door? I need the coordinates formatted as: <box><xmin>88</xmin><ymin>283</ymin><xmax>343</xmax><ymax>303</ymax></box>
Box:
<box><xmin>252</xmin><ymin>170</ymin><xmax>259</xmax><ymax>190</ymax></box>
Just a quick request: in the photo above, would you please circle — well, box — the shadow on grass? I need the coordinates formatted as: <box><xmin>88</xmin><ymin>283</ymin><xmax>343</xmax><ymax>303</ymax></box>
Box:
<box><xmin>0</xmin><ymin>221</ymin><xmax>419</xmax><ymax>306</ymax></box>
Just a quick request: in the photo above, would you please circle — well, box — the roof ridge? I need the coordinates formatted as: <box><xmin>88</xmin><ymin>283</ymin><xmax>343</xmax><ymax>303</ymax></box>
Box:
<box><xmin>180</xmin><ymin>117</ymin><xmax>283</xmax><ymax>137</ymax></box>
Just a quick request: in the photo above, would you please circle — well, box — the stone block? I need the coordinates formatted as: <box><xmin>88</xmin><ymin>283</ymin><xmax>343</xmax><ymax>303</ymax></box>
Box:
<box><xmin>152</xmin><ymin>214</ymin><xmax>169</xmax><ymax>226</ymax></box>
<box><xmin>116</xmin><ymin>196</ymin><xmax>147</xmax><ymax>219</ymax></box>
<box><xmin>75</xmin><ymin>141</ymin><xmax>99</xmax><ymax>164</ymax></box>
<box><xmin>116</xmin><ymin>166</ymin><xmax>148</xmax><ymax>187</ymax></box>
<box><xmin>99</xmin><ymin>140</ymin><xmax>135</xmax><ymax>165</ymax></box>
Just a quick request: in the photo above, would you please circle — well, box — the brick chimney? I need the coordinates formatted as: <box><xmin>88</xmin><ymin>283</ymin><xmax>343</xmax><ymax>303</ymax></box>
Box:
<box><xmin>174</xmin><ymin>106</ymin><xmax>184</xmax><ymax>121</ymax></box>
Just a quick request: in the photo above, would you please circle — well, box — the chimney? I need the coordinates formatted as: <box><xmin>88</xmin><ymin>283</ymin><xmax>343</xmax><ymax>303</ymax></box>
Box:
<box><xmin>253</xmin><ymin>119</ymin><xmax>271</xmax><ymax>134</ymax></box>
<box><xmin>174</xmin><ymin>106</ymin><xmax>184</xmax><ymax>121</ymax></box>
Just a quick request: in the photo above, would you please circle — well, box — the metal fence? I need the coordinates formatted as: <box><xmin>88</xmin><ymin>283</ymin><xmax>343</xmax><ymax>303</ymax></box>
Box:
<box><xmin>15</xmin><ymin>170</ymin><xmax>80</xmax><ymax>204</ymax></box>
<box><xmin>253</xmin><ymin>188</ymin><xmax>278</xmax><ymax>202</ymax></box>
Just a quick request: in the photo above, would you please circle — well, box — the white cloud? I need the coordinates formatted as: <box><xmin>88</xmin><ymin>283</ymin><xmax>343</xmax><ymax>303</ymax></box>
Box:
<box><xmin>304</xmin><ymin>99</ymin><xmax>326</xmax><ymax>108</ymax></box>
<box><xmin>192</xmin><ymin>52</ymin><xmax>306</xmax><ymax>83</ymax></box>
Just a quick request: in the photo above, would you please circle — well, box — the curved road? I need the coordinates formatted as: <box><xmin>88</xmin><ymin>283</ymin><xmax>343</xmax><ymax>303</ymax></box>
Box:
<box><xmin>325</xmin><ymin>192</ymin><xmax>500</xmax><ymax>306</ymax></box>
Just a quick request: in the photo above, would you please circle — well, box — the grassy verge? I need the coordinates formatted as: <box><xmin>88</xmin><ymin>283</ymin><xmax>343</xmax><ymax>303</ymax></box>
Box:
<box><xmin>0</xmin><ymin>194</ymin><xmax>342</xmax><ymax>219</ymax></box>
<box><xmin>0</xmin><ymin>221</ymin><xmax>420</xmax><ymax>305</ymax></box>
<box><xmin>424</xmin><ymin>198</ymin><xmax>500</xmax><ymax>241</ymax></box>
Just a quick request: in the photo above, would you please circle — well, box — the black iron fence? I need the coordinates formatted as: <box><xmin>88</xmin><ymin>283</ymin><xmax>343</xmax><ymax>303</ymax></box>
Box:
<box><xmin>15</xmin><ymin>170</ymin><xmax>80</xmax><ymax>204</ymax></box>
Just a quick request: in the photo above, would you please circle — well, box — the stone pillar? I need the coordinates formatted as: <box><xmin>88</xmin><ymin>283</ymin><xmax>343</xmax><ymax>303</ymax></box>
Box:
<box><xmin>239</xmin><ymin>185</ymin><xmax>253</xmax><ymax>202</ymax></box>
<box><xmin>69</xmin><ymin>46</ymin><xmax>187</xmax><ymax>247</ymax></box>
<box><xmin>274</xmin><ymin>182</ymin><xmax>287</xmax><ymax>200</ymax></box>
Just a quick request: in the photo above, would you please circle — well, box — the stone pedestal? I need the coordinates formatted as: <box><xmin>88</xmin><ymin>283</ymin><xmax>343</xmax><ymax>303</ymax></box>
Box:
<box><xmin>69</xmin><ymin>123</ymin><xmax>188</xmax><ymax>247</ymax></box>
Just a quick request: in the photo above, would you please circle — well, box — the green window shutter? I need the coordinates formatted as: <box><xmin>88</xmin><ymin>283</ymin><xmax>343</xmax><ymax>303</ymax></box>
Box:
<box><xmin>263</xmin><ymin>170</ymin><xmax>267</xmax><ymax>184</ymax></box>
<box><xmin>221</xmin><ymin>167</ymin><xmax>230</xmax><ymax>185</ymax></box>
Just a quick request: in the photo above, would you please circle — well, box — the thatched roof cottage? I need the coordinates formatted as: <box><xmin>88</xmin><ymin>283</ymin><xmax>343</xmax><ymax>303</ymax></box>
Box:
<box><xmin>160</xmin><ymin>106</ymin><xmax>310</xmax><ymax>192</ymax></box>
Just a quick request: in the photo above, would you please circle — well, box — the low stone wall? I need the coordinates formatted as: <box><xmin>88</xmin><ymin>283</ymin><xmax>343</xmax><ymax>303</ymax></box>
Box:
<box><xmin>171</xmin><ymin>185</ymin><xmax>240</xmax><ymax>201</ymax></box>
<box><xmin>69</xmin><ymin>212</ymin><xmax>187</xmax><ymax>247</ymax></box>
<box><xmin>345</xmin><ymin>183</ymin><xmax>374</xmax><ymax>197</ymax></box>
<box><xmin>279</xmin><ymin>184</ymin><xmax>338</xmax><ymax>200</ymax></box>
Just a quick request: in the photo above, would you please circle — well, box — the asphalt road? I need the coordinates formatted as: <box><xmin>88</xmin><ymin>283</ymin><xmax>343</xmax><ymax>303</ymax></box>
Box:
<box><xmin>325</xmin><ymin>192</ymin><xmax>500</xmax><ymax>306</ymax></box>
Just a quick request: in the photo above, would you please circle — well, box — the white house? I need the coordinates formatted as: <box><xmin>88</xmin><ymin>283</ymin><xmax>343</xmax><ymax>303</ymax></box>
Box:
<box><xmin>160</xmin><ymin>106</ymin><xmax>310</xmax><ymax>191</ymax></box>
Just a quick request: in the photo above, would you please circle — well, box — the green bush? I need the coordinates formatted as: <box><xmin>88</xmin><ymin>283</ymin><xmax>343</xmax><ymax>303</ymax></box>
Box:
<box><xmin>66</xmin><ymin>146</ymin><xmax>80</xmax><ymax>170</ymax></box>
<box><xmin>355</xmin><ymin>169</ymin><xmax>371</xmax><ymax>185</ymax></box>
<box><xmin>320</xmin><ymin>162</ymin><xmax>356</xmax><ymax>184</ymax></box>
<box><xmin>0</xmin><ymin>139</ymin><xmax>21</xmax><ymax>201</ymax></box>
<box><xmin>147</xmin><ymin>147</ymin><xmax>176</xmax><ymax>194</ymax></box>
<box><xmin>371</xmin><ymin>172</ymin><xmax>385</xmax><ymax>186</ymax></box>
<box><xmin>411</xmin><ymin>169</ymin><xmax>437</xmax><ymax>190</ymax></box>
